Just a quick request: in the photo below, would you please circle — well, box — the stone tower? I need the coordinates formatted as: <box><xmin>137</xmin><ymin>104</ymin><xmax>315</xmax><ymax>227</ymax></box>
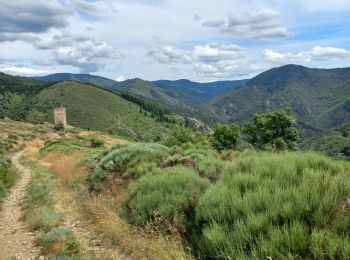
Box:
<box><xmin>54</xmin><ymin>107</ymin><xmax>67</xmax><ymax>126</ymax></box>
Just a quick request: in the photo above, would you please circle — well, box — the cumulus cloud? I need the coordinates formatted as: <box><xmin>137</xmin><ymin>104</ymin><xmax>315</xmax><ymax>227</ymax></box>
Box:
<box><xmin>148</xmin><ymin>43</ymin><xmax>244</xmax><ymax>64</ymax></box>
<box><xmin>202</xmin><ymin>9</ymin><xmax>292</xmax><ymax>40</ymax></box>
<box><xmin>0</xmin><ymin>66</ymin><xmax>49</xmax><ymax>76</ymax></box>
<box><xmin>263</xmin><ymin>46</ymin><xmax>350</xmax><ymax>63</ymax></box>
<box><xmin>53</xmin><ymin>38</ymin><xmax>121</xmax><ymax>73</ymax></box>
<box><xmin>147</xmin><ymin>46</ymin><xmax>192</xmax><ymax>64</ymax></box>
<box><xmin>193</xmin><ymin>43</ymin><xmax>244</xmax><ymax>63</ymax></box>
<box><xmin>0</xmin><ymin>0</ymin><xmax>71</xmax><ymax>42</ymax></box>
<box><xmin>29</xmin><ymin>32</ymin><xmax>121</xmax><ymax>73</ymax></box>
<box><xmin>193</xmin><ymin>61</ymin><xmax>259</xmax><ymax>81</ymax></box>
<box><xmin>148</xmin><ymin>43</ymin><xmax>253</xmax><ymax>80</ymax></box>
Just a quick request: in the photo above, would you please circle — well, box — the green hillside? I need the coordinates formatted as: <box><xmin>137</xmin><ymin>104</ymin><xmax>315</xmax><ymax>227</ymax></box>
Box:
<box><xmin>209</xmin><ymin>65</ymin><xmax>350</xmax><ymax>136</ymax></box>
<box><xmin>302</xmin><ymin>123</ymin><xmax>350</xmax><ymax>159</ymax></box>
<box><xmin>35</xmin><ymin>81</ymin><xmax>172</xmax><ymax>141</ymax></box>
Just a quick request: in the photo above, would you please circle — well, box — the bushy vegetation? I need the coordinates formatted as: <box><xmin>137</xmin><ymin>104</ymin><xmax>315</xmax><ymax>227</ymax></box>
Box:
<box><xmin>302</xmin><ymin>122</ymin><xmax>350</xmax><ymax>160</ymax></box>
<box><xmin>194</xmin><ymin>152</ymin><xmax>350</xmax><ymax>258</ymax></box>
<box><xmin>161</xmin><ymin>125</ymin><xmax>208</xmax><ymax>147</ymax></box>
<box><xmin>89</xmin><ymin>141</ymin><xmax>350</xmax><ymax>259</ymax></box>
<box><xmin>89</xmin><ymin>143</ymin><xmax>171</xmax><ymax>186</ymax></box>
<box><xmin>211</xmin><ymin>123</ymin><xmax>240</xmax><ymax>151</ymax></box>
<box><xmin>123</xmin><ymin>166</ymin><xmax>210</xmax><ymax>231</ymax></box>
<box><xmin>40</xmin><ymin>139</ymin><xmax>90</xmax><ymax>155</ymax></box>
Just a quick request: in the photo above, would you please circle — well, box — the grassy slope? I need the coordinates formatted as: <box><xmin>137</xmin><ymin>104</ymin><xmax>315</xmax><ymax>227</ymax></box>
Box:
<box><xmin>36</xmin><ymin>81</ymin><xmax>172</xmax><ymax>141</ymax></box>
<box><xmin>209</xmin><ymin>65</ymin><xmax>350</xmax><ymax>133</ymax></box>
<box><xmin>302</xmin><ymin>122</ymin><xmax>350</xmax><ymax>159</ymax></box>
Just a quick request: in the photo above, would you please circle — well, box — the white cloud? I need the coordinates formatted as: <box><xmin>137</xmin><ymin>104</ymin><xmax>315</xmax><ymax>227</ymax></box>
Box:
<box><xmin>193</xmin><ymin>43</ymin><xmax>244</xmax><ymax>63</ymax></box>
<box><xmin>148</xmin><ymin>43</ymin><xmax>253</xmax><ymax>80</ymax></box>
<box><xmin>0</xmin><ymin>66</ymin><xmax>49</xmax><ymax>76</ymax></box>
<box><xmin>115</xmin><ymin>75</ymin><xmax>126</xmax><ymax>81</ymax></box>
<box><xmin>147</xmin><ymin>46</ymin><xmax>192</xmax><ymax>64</ymax></box>
<box><xmin>263</xmin><ymin>46</ymin><xmax>350</xmax><ymax>64</ymax></box>
<box><xmin>53</xmin><ymin>39</ymin><xmax>120</xmax><ymax>73</ymax></box>
<box><xmin>202</xmin><ymin>9</ymin><xmax>292</xmax><ymax>40</ymax></box>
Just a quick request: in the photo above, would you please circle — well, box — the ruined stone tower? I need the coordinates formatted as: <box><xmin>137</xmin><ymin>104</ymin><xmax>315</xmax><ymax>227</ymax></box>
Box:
<box><xmin>54</xmin><ymin>107</ymin><xmax>67</xmax><ymax>126</ymax></box>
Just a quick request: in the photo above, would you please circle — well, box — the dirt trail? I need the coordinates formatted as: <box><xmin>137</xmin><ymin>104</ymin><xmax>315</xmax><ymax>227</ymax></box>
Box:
<box><xmin>0</xmin><ymin>150</ymin><xmax>40</xmax><ymax>260</ymax></box>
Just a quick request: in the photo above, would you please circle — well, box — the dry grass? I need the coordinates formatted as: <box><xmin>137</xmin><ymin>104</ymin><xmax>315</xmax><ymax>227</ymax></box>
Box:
<box><xmin>79</xmin><ymin>131</ymin><xmax>128</xmax><ymax>147</ymax></box>
<box><xmin>43</xmin><ymin>152</ymin><xmax>86</xmax><ymax>185</ymax></box>
<box><xmin>86</xmin><ymin>198</ymin><xmax>190</xmax><ymax>260</ymax></box>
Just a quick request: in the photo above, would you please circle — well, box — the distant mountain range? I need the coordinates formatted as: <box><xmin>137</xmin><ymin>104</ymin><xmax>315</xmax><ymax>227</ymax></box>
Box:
<box><xmin>10</xmin><ymin>63</ymin><xmax>350</xmax><ymax>140</ymax></box>
<box><xmin>35</xmin><ymin>74</ymin><xmax>247</xmax><ymax>108</ymax></box>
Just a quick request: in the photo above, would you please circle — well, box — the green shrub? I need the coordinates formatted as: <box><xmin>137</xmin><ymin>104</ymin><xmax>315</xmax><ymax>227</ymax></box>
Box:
<box><xmin>89</xmin><ymin>138</ymin><xmax>104</xmax><ymax>148</ymax></box>
<box><xmin>24</xmin><ymin>163</ymin><xmax>63</xmax><ymax>232</ymax></box>
<box><xmin>123</xmin><ymin>166</ymin><xmax>211</xmax><ymax>230</ymax></box>
<box><xmin>36</xmin><ymin>227</ymin><xmax>81</xmax><ymax>257</ymax></box>
<box><xmin>89</xmin><ymin>143</ymin><xmax>171</xmax><ymax>185</ymax></box>
<box><xmin>39</xmin><ymin>139</ymin><xmax>89</xmax><ymax>155</ymax></box>
<box><xmin>194</xmin><ymin>152</ymin><xmax>350</xmax><ymax>259</ymax></box>
<box><xmin>162</xmin><ymin>125</ymin><xmax>208</xmax><ymax>147</ymax></box>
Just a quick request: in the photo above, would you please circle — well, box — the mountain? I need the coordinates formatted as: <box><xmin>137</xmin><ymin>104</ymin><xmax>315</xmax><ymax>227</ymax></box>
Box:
<box><xmin>34</xmin><ymin>73</ymin><xmax>124</xmax><ymax>89</ymax></box>
<box><xmin>209</xmin><ymin>64</ymin><xmax>350</xmax><ymax>136</ymax></box>
<box><xmin>301</xmin><ymin>122</ymin><xmax>350</xmax><ymax>159</ymax></box>
<box><xmin>35</xmin><ymin>73</ymin><xmax>247</xmax><ymax>115</ymax></box>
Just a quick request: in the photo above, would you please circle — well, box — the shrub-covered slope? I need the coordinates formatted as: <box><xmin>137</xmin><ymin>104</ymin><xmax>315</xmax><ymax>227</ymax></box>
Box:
<box><xmin>302</xmin><ymin>122</ymin><xmax>350</xmax><ymax>159</ymax></box>
<box><xmin>36</xmin><ymin>81</ymin><xmax>172</xmax><ymax>141</ymax></box>
<box><xmin>89</xmin><ymin>143</ymin><xmax>350</xmax><ymax>259</ymax></box>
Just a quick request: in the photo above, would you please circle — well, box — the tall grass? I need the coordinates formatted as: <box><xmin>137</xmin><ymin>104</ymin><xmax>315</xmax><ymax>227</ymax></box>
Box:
<box><xmin>0</xmin><ymin>156</ymin><xmax>17</xmax><ymax>206</ymax></box>
<box><xmin>22</xmin><ymin>158</ymin><xmax>83</xmax><ymax>258</ymax></box>
<box><xmin>86</xmin><ymin>198</ymin><xmax>189</xmax><ymax>259</ymax></box>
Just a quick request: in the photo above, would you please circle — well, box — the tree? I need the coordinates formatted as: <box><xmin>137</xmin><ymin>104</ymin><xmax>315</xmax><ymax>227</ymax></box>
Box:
<box><xmin>162</xmin><ymin>125</ymin><xmax>196</xmax><ymax>146</ymax></box>
<box><xmin>162</xmin><ymin>125</ymin><xmax>208</xmax><ymax>147</ymax></box>
<box><xmin>210</xmin><ymin>123</ymin><xmax>240</xmax><ymax>151</ymax></box>
<box><xmin>243</xmin><ymin>109</ymin><xmax>299</xmax><ymax>151</ymax></box>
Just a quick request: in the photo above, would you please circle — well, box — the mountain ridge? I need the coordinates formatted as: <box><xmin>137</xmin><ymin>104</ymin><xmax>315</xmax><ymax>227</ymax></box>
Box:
<box><xmin>209</xmin><ymin>64</ymin><xmax>350</xmax><ymax>137</ymax></box>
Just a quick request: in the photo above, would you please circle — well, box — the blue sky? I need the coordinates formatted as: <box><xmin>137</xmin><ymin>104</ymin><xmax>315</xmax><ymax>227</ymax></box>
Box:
<box><xmin>0</xmin><ymin>0</ymin><xmax>349</xmax><ymax>82</ymax></box>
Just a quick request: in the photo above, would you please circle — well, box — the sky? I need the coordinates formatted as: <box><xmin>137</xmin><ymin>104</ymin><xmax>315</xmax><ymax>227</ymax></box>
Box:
<box><xmin>0</xmin><ymin>0</ymin><xmax>349</xmax><ymax>82</ymax></box>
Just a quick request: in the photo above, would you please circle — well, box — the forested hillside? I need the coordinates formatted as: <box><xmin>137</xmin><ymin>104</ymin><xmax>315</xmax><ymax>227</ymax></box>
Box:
<box><xmin>209</xmin><ymin>65</ymin><xmax>350</xmax><ymax>137</ymax></box>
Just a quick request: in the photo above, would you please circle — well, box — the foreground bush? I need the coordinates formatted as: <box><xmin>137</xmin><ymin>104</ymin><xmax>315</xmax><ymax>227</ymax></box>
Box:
<box><xmin>123</xmin><ymin>166</ymin><xmax>210</xmax><ymax>231</ymax></box>
<box><xmin>195</xmin><ymin>152</ymin><xmax>350</xmax><ymax>259</ymax></box>
<box><xmin>89</xmin><ymin>143</ymin><xmax>226</xmax><ymax>190</ymax></box>
<box><xmin>90</xmin><ymin>143</ymin><xmax>171</xmax><ymax>184</ymax></box>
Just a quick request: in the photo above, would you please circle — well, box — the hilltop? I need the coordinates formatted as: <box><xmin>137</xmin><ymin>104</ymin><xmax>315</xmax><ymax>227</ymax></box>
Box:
<box><xmin>0</xmin><ymin>73</ymin><xmax>176</xmax><ymax>141</ymax></box>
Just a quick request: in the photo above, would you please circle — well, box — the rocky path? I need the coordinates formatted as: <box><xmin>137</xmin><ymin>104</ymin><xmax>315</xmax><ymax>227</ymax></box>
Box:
<box><xmin>0</xmin><ymin>150</ymin><xmax>40</xmax><ymax>260</ymax></box>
